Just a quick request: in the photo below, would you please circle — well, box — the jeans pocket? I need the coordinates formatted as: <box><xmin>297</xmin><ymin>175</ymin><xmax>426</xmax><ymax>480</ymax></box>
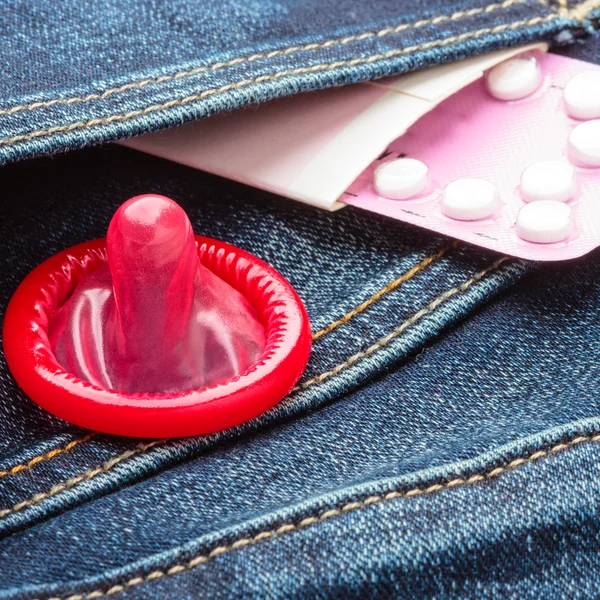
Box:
<box><xmin>0</xmin><ymin>144</ymin><xmax>530</xmax><ymax>541</ymax></box>
<box><xmin>0</xmin><ymin>0</ymin><xmax>595</xmax><ymax>163</ymax></box>
<box><xmin>4</xmin><ymin>236</ymin><xmax>600</xmax><ymax>598</ymax></box>
<box><xmin>2</xmin><ymin>2</ymin><xmax>600</xmax><ymax>596</ymax></box>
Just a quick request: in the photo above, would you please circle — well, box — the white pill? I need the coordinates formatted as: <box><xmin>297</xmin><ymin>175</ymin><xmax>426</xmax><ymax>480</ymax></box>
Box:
<box><xmin>485</xmin><ymin>54</ymin><xmax>542</xmax><ymax>101</ymax></box>
<box><xmin>568</xmin><ymin>120</ymin><xmax>600</xmax><ymax>167</ymax></box>
<box><xmin>374</xmin><ymin>158</ymin><xmax>429</xmax><ymax>200</ymax></box>
<box><xmin>519</xmin><ymin>161</ymin><xmax>577</xmax><ymax>203</ymax></box>
<box><xmin>441</xmin><ymin>179</ymin><xmax>498</xmax><ymax>221</ymax></box>
<box><xmin>563</xmin><ymin>71</ymin><xmax>600</xmax><ymax>120</ymax></box>
<box><xmin>516</xmin><ymin>200</ymin><xmax>572</xmax><ymax>243</ymax></box>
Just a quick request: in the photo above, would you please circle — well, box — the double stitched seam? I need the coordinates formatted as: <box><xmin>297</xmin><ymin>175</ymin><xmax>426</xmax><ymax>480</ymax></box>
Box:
<box><xmin>3</xmin><ymin>258</ymin><xmax>507</xmax><ymax>527</ymax></box>
<box><xmin>0</xmin><ymin>0</ymin><xmax>537</xmax><ymax>117</ymax></box>
<box><xmin>0</xmin><ymin>440</ymin><xmax>163</xmax><ymax>519</ymax></box>
<box><xmin>294</xmin><ymin>256</ymin><xmax>509</xmax><ymax>392</ymax></box>
<box><xmin>0</xmin><ymin>13</ymin><xmax>565</xmax><ymax>149</ymax></box>
<box><xmin>0</xmin><ymin>248</ymin><xmax>445</xmax><ymax>492</ymax></box>
<box><xmin>43</xmin><ymin>435</ymin><xmax>600</xmax><ymax>600</ymax></box>
<box><xmin>312</xmin><ymin>244</ymin><xmax>452</xmax><ymax>341</ymax></box>
<box><xmin>0</xmin><ymin>433</ymin><xmax>96</xmax><ymax>479</ymax></box>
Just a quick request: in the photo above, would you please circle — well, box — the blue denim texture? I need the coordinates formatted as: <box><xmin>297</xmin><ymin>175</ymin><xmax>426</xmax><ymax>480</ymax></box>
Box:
<box><xmin>1</xmin><ymin>1</ymin><xmax>600</xmax><ymax>598</ymax></box>
<box><xmin>0</xmin><ymin>0</ymin><xmax>594</xmax><ymax>163</ymax></box>
<box><xmin>0</xmin><ymin>143</ymin><xmax>598</xmax><ymax>599</ymax></box>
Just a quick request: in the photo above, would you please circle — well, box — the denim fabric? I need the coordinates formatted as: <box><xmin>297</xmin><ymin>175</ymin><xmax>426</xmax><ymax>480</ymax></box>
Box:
<box><xmin>0</xmin><ymin>142</ymin><xmax>599</xmax><ymax>599</ymax></box>
<box><xmin>0</xmin><ymin>147</ymin><xmax>527</xmax><ymax>525</ymax></box>
<box><xmin>2</xmin><ymin>1</ymin><xmax>600</xmax><ymax>599</ymax></box>
<box><xmin>0</xmin><ymin>0</ymin><xmax>595</xmax><ymax>163</ymax></box>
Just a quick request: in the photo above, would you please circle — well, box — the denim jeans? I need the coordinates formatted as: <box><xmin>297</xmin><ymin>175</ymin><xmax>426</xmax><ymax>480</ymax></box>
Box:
<box><xmin>1</xmin><ymin>1</ymin><xmax>600</xmax><ymax>598</ymax></box>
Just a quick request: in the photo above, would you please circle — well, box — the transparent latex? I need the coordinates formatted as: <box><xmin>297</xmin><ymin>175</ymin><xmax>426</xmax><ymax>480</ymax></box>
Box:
<box><xmin>49</xmin><ymin>195</ymin><xmax>266</xmax><ymax>394</ymax></box>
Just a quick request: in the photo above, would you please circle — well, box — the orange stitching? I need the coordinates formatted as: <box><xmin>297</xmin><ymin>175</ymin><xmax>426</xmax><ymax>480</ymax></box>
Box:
<box><xmin>312</xmin><ymin>244</ymin><xmax>453</xmax><ymax>341</ymax></box>
<box><xmin>0</xmin><ymin>440</ymin><xmax>163</xmax><ymax>519</ymax></box>
<box><xmin>0</xmin><ymin>235</ymin><xmax>442</xmax><ymax>488</ymax></box>
<box><xmin>6</xmin><ymin>255</ymin><xmax>515</xmax><ymax>600</ymax></box>
<box><xmin>0</xmin><ymin>0</ymin><xmax>536</xmax><ymax>117</ymax></box>
<box><xmin>46</xmin><ymin>433</ymin><xmax>600</xmax><ymax>600</ymax></box>
<box><xmin>295</xmin><ymin>256</ymin><xmax>509</xmax><ymax>392</ymax></box>
<box><xmin>7</xmin><ymin>256</ymin><xmax>507</xmax><ymax>528</ymax></box>
<box><xmin>0</xmin><ymin>433</ymin><xmax>96</xmax><ymax>479</ymax></box>
<box><xmin>0</xmin><ymin>14</ymin><xmax>561</xmax><ymax>148</ymax></box>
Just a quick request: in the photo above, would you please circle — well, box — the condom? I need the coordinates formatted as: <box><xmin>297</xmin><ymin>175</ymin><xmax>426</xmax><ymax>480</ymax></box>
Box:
<box><xmin>49</xmin><ymin>195</ymin><xmax>266</xmax><ymax>393</ymax></box>
<box><xmin>3</xmin><ymin>195</ymin><xmax>311</xmax><ymax>437</ymax></box>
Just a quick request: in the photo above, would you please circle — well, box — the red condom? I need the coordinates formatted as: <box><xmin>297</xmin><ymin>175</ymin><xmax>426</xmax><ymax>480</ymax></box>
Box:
<box><xmin>50</xmin><ymin>195</ymin><xmax>267</xmax><ymax>393</ymax></box>
<box><xmin>3</xmin><ymin>195</ymin><xmax>311</xmax><ymax>437</ymax></box>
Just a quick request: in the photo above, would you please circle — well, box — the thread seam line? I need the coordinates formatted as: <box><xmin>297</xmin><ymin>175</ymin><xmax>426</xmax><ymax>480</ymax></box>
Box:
<box><xmin>4</xmin><ymin>256</ymin><xmax>506</xmax><ymax>522</ymax></box>
<box><xmin>8</xmin><ymin>256</ymin><xmax>509</xmax><ymax>599</ymax></box>
<box><xmin>294</xmin><ymin>256</ymin><xmax>509</xmax><ymax>392</ymax></box>
<box><xmin>44</xmin><ymin>433</ymin><xmax>600</xmax><ymax>600</ymax></box>
<box><xmin>0</xmin><ymin>0</ymin><xmax>537</xmax><ymax>117</ymax></box>
<box><xmin>0</xmin><ymin>244</ymin><xmax>445</xmax><ymax>487</ymax></box>
<box><xmin>0</xmin><ymin>249</ymin><xmax>443</xmax><ymax>478</ymax></box>
<box><xmin>0</xmin><ymin>434</ymin><xmax>96</xmax><ymax>479</ymax></box>
<box><xmin>312</xmin><ymin>244</ymin><xmax>452</xmax><ymax>341</ymax></box>
<box><xmin>568</xmin><ymin>0</ymin><xmax>600</xmax><ymax>17</ymax></box>
<box><xmin>0</xmin><ymin>440</ymin><xmax>163</xmax><ymax>519</ymax></box>
<box><xmin>0</xmin><ymin>12</ymin><xmax>568</xmax><ymax>148</ymax></box>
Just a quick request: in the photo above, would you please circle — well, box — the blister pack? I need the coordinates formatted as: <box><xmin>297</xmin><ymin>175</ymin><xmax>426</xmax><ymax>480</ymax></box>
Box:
<box><xmin>343</xmin><ymin>51</ymin><xmax>600</xmax><ymax>261</ymax></box>
<box><xmin>126</xmin><ymin>47</ymin><xmax>600</xmax><ymax>261</ymax></box>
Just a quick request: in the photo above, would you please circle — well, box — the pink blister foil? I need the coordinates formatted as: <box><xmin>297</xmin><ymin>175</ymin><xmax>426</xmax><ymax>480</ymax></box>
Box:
<box><xmin>343</xmin><ymin>52</ymin><xmax>600</xmax><ymax>261</ymax></box>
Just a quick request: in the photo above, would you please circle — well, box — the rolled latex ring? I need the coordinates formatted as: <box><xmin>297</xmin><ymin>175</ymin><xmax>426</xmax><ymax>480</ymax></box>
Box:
<box><xmin>3</xmin><ymin>237</ymin><xmax>312</xmax><ymax>438</ymax></box>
